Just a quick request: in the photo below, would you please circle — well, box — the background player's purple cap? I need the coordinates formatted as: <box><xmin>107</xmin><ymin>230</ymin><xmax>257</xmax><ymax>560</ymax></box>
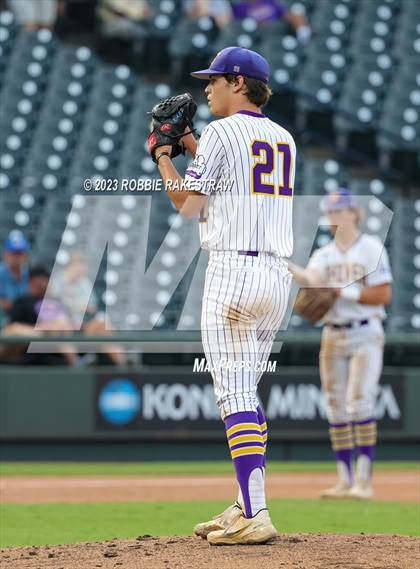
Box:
<box><xmin>3</xmin><ymin>230</ymin><xmax>30</xmax><ymax>252</ymax></box>
<box><xmin>321</xmin><ymin>189</ymin><xmax>358</xmax><ymax>213</ymax></box>
<box><xmin>191</xmin><ymin>46</ymin><xmax>270</xmax><ymax>84</ymax></box>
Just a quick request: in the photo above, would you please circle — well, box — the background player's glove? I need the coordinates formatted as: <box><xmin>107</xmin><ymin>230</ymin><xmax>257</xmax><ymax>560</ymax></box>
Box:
<box><xmin>294</xmin><ymin>287</ymin><xmax>337</xmax><ymax>325</ymax></box>
<box><xmin>147</xmin><ymin>93</ymin><xmax>197</xmax><ymax>162</ymax></box>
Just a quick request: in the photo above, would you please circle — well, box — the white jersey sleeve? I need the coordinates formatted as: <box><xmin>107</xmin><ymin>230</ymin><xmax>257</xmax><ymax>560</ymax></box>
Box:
<box><xmin>184</xmin><ymin>125</ymin><xmax>225</xmax><ymax>195</ymax></box>
<box><xmin>365</xmin><ymin>238</ymin><xmax>393</xmax><ymax>286</ymax></box>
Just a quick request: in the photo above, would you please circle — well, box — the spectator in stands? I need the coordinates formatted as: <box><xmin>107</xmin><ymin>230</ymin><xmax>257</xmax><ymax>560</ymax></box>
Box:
<box><xmin>0</xmin><ymin>231</ymin><xmax>30</xmax><ymax>318</ymax></box>
<box><xmin>183</xmin><ymin>0</ymin><xmax>232</xmax><ymax>29</ymax></box>
<box><xmin>7</xmin><ymin>0</ymin><xmax>59</xmax><ymax>31</ymax></box>
<box><xmin>50</xmin><ymin>252</ymin><xmax>98</xmax><ymax>326</ymax></box>
<box><xmin>1</xmin><ymin>265</ymin><xmax>79</xmax><ymax>365</ymax></box>
<box><xmin>54</xmin><ymin>0</ymin><xmax>98</xmax><ymax>39</ymax></box>
<box><xmin>96</xmin><ymin>0</ymin><xmax>152</xmax><ymax>40</ymax></box>
<box><xmin>231</xmin><ymin>0</ymin><xmax>312</xmax><ymax>45</ymax></box>
<box><xmin>50</xmin><ymin>252</ymin><xmax>126</xmax><ymax>366</ymax></box>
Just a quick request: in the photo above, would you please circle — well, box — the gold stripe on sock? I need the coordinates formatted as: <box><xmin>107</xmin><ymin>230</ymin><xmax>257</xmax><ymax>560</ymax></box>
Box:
<box><xmin>331</xmin><ymin>437</ymin><xmax>354</xmax><ymax>445</ymax></box>
<box><xmin>228</xmin><ymin>434</ymin><xmax>264</xmax><ymax>447</ymax></box>
<box><xmin>331</xmin><ymin>432</ymin><xmax>354</xmax><ymax>440</ymax></box>
<box><xmin>355</xmin><ymin>423</ymin><xmax>376</xmax><ymax>431</ymax></box>
<box><xmin>355</xmin><ymin>431</ymin><xmax>376</xmax><ymax>439</ymax></box>
<box><xmin>230</xmin><ymin>446</ymin><xmax>265</xmax><ymax>459</ymax></box>
<box><xmin>355</xmin><ymin>424</ymin><xmax>377</xmax><ymax>446</ymax></box>
<box><xmin>355</xmin><ymin>429</ymin><xmax>377</xmax><ymax>437</ymax></box>
<box><xmin>355</xmin><ymin>436</ymin><xmax>377</xmax><ymax>445</ymax></box>
<box><xmin>226</xmin><ymin>423</ymin><xmax>261</xmax><ymax>437</ymax></box>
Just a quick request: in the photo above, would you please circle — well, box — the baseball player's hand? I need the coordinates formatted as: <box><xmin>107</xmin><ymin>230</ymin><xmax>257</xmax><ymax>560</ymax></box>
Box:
<box><xmin>336</xmin><ymin>284</ymin><xmax>362</xmax><ymax>303</ymax></box>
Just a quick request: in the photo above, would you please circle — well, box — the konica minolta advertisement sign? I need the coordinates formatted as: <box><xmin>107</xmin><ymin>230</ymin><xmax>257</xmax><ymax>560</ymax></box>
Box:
<box><xmin>95</xmin><ymin>370</ymin><xmax>404</xmax><ymax>433</ymax></box>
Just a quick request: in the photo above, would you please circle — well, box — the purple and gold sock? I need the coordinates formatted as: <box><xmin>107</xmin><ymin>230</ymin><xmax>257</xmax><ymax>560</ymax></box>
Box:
<box><xmin>354</xmin><ymin>418</ymin><xmax>377</xmax><ymax>481</ymax></box>
<box><xmin>225</xmin><ymin>411</ymin><xmax>266</xmax><ymax>518</ymax></box>
<box><xmin>329</xmin><ymin>422</ymin><xmax>354</xmax><ymax>485</ymax></box>
<box><xmin>257</xmin><ymin>405</ymin><xmax>268</xmax><ymax>467</ymax></box>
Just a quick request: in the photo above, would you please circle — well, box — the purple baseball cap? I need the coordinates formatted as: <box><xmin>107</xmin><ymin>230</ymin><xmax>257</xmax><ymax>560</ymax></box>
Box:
<box><xmin>4</xmin><ymin>230</ymin><xmax>30</xmax><ymax>252</ymax></box>
<box><xmin>191</xmin><ymin>46</ymin><xmax>270</xmax><ymax>84</ymax></box>
<box><xmin>321</xmin><ymin>189</ymin><xmax>358</xmax><ymax>213</ymax></box>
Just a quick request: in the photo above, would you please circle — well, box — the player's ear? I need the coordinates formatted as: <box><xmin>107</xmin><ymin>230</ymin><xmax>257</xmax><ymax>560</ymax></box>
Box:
<box><xmin>232</xmin><ymin>75</ymin><xmax>246</xmax><ymax>94</ymax></box>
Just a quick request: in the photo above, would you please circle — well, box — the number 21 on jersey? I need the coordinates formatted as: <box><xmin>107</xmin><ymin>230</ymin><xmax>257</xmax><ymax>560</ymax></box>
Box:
<box><xmin>251</xmin><ymin>140</ymin><xmax>293</xmax><ymax>197</ymax></box>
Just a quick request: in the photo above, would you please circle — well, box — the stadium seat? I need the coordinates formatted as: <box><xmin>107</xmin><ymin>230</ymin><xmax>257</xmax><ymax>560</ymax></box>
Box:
<box><xmin>0</xmin><ymin>11</ymin><xmax>417</xmax><ymax>336</ymax></box>
<box><xmin>388</xmin><ymin>197</ymin><xmax>420</xmax><ymax>330</ymax></box>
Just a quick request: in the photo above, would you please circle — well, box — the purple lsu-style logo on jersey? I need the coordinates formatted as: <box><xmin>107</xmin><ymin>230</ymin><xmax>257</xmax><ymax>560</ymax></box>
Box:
<box><xmin>185</xmin><ymin>154</ymin><xmax>207</xmax><ymax>180</ymax></box>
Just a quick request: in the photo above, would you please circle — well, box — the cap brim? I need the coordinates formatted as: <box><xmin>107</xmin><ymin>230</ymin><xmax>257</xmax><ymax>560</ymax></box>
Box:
<box><xmin>190</xmin><ymin>69</ymin><xmax>226</xmax><ymax>80</ymax></box>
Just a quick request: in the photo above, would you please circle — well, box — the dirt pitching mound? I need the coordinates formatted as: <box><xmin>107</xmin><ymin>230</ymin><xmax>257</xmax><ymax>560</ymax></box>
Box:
<box><xmin>1</xmin><ymin>534</ymin><xmax>419</xmax><ymax>569</ymax></box>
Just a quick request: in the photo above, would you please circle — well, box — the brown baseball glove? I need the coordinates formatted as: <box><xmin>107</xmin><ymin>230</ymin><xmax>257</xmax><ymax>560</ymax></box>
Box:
<box><xmin>294</xmin><ymin>288</ymin><xmax>338</xmax><ymax>325</ymax></box>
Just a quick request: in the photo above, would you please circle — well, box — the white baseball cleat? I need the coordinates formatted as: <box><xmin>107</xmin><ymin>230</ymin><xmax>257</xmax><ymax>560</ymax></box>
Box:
<box><xmin>206</xmin><ymin>509</ymin><xmax>277</xmax><ymax>545</ymax></box>
<box><xmin>193</xmin><ymin>502</ymin><xmax>243</xmax><ymax>538</ymax></box>
<box><xmin>319</xmin><ymin>482</ymin><xmax>353</xmax><ymax>499</ymax></box>
<box><xmin>348</xmin><ymin>481</ymin><xmax>374</xmax><ymax>500</ymax></box>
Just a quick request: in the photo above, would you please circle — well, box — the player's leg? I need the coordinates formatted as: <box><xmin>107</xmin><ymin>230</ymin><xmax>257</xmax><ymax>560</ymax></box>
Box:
<box><xmin>203</xmin><ymin>257</ymin><xmax>278</xmax><ymax>544</ymax></box>
<box><xmin>229</xmin><ymin>260</ymin><xmax>290</xmax><ymax>523</ymax></box>
<box><xmin>208</xmin><ymin>334</ymin><xmax>277</xmax><ymax>545</ymax></box>
<box><xmin>346</xmin><ymin>322</ymin><xmax>385</xmax><ymax>498</ymax></box>
<box><xmin>319</xmin><ymin>327</ymin><xmax>354</xmax><ymax>497</ymax></box>
<box><xmin>197</xmin><ymin>258</ymin><xmax>272</xmax><ymax>540</ymax></box>
<box><xmin>216</xmin><ymin>323</ymin><xmax>269</xmax><ymax>522</ymax></box>
<box><xmin>194</xmin><ymin>259</ymin><xmax>243</xmax><ymax>537</ymax></box>
<box><xmin>253</xmin><ymin>264</ymin><xmax>291</xmax><ymax>469</ymax></box>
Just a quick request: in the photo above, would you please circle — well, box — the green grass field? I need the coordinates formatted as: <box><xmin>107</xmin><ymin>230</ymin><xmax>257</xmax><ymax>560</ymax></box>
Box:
<box><xmin>1</xmin><ymin>460</ymin><xmax>418</xmax><ymax>476</ymax></box>
<box><xmin>1</xmin><ymin>500</ymin><xmax>419</xmax><ymax>547</ymax></box>
<box><xmin>1</xmin><ymin>461</ymin><xmax>419</xmax><ymax>547</ymax></box>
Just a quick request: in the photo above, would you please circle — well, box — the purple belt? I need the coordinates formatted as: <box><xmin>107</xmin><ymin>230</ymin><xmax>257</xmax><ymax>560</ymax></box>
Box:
<box><xmin>238</xmin><ymin>250</ymin><xmax>259</xmax><ymax>257</ymax></box>
<box><xmin>328</xmin><ymin>319</ymin><xmax>369</xmax><ymax>330</ymax></box>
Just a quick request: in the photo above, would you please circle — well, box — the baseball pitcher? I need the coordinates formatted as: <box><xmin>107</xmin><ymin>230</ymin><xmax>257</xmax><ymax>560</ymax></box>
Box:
<box><xmin>147</xmin><ymin>46</ymin><xmax>296</xmax><ymax>544</ymax></box>
<box><xmin>289</xmin><ymin>189</ymin><xmax>393</xmax><ymax>500</ymax></box>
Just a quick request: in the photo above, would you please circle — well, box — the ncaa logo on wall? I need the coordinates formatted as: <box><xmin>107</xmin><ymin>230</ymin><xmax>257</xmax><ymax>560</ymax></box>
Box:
<box><xmin>96</xmin><ymin>377</ymin><xmax>142</xmax><ymax>430</ymax></box>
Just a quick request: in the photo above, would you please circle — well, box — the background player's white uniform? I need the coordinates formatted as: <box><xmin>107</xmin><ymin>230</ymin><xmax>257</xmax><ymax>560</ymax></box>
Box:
<box><xmin>184</xmin><ymin>111</ymin><xmax>296</xmax><ymax>419</ymax></box>
<box><xmin>308</xmin><ymin>234</ymin><xmax>393</xmax><ymax>424</ymax></box>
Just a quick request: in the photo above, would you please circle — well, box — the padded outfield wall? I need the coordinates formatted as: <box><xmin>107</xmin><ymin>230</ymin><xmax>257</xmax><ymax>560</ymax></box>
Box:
<box><xmin>0</xmin><ymin>365</ymin><xmax>419</xmax><ymax>461</ymax></box>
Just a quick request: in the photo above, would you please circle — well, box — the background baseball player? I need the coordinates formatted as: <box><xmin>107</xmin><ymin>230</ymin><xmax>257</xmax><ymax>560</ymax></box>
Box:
<box><xmin>147</xmin><ymin>46</ymin><xmax>296</xmax><ymax>544</ymax></box>
<box><xmin>289</xmin><ymin>189</ymin><xmax>393</xmax><ymax>499</ymax></box>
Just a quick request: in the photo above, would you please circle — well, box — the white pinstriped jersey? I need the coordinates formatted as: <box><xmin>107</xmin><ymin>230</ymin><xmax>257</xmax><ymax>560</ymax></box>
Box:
<box><xmin>184</xmin><ymin>111</ymin><xmax>296</xmax><ymax>257</ymax></box>
<box><xmin>308</xmin><ymin>233</ymin><xmax>393</xmax><ymax>323</ymax></box>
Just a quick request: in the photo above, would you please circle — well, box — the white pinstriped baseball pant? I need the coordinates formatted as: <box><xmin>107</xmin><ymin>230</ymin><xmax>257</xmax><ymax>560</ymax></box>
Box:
<box><xmin>319</xmin><ymin>319</ymin><xmax>385</xmax><ymax>423</ymax></box>
<box><xmin>201</xmin><ymin>251</ymin><xmax>292</xmax><ymax>420</ymax></box>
